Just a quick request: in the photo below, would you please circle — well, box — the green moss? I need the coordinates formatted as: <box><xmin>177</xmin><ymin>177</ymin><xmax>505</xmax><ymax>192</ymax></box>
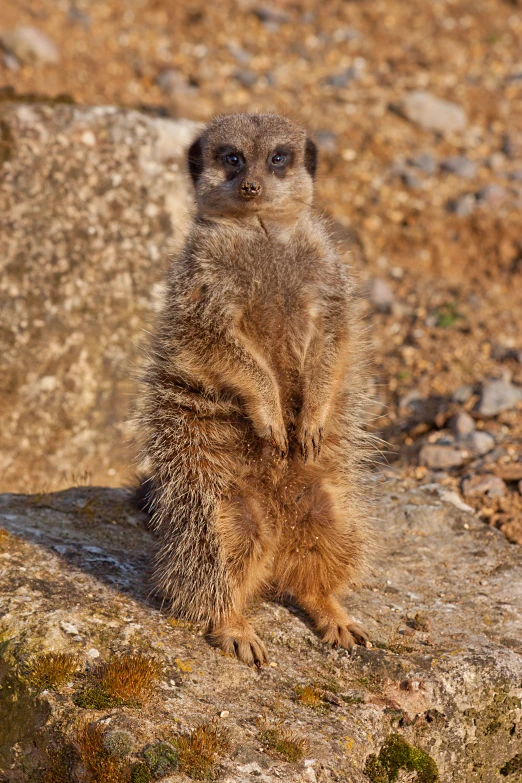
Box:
<box><xmin>74</xmin><ymin>686</ymin><xmax>119</xmax><ymax>709</ymax></box>
<box><xmin>130</xmin><ymin>762</ymin><xmax>152</xmax><ymax>783</ymax></box>
<box><xmin>500</xmin><ymin>753</ymin><xmax>522</xmax><ymax>776</ymax></box>
<box><xmin>143</xmin><ymin>741</ymin><xmax>178</xmax><ymax>776</ymax></box>
<box><xmin>485</xmin><ymin>718</ymin><xmax>502</xmax><ymax>735</ymax></box>
<box><xmin>364</xmin><ymin>733</ymin><xmax>439</xmax><ymax>783</ymax></box>
<box><xmin>103</xmin><ymin>730</ymin><xmax>134</xmax><ymax>758</ymax></box>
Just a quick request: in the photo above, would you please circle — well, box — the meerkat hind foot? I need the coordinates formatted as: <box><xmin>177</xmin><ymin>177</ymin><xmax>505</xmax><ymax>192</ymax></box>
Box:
<box><xmin>211</xmin><ymin>617</ymin><xmax>268</xmax><ymax>666</ymax></box>
<box><xmin>319</xmin><ymin>618</ymin><xmax>371</xmax><ymax>651</ymax></box>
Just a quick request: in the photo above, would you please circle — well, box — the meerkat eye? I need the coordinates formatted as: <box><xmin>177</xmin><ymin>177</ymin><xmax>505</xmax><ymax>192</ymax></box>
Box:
<box><xmin>223</xmin><ymin>152</ymin><xmax>242</xmax><ymax>167</ymax></box>
<box><xmin>270</xmin><ymin>152</ymin><xmax>287</xmax><ymax>166</ymax></box>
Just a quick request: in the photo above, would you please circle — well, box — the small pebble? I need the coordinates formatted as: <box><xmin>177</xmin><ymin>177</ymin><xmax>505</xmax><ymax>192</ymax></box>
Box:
<box><xmin>476</xmin><ymin>184</ymin><xmax>507</xmax><ymax>206</ymax></box>
<box><xmin>1</xmin><ymin>26</ymin><xmax>60</xmax><ymax>66</ymax></box>
<box><xmin>462</xmin><ymin>474</ymin><xmax>506</xmax><ymax>499</ymax></box>
<box><xmin>60</xmin><ymin>620</ymin><xmax>79</xmax><ymax>635</ymax></box>
<box><xmin>234</xmin><ymin>69</ymin><xmax>258</xmax><ymax>87</ymax></box>
<box><xmin>220</xmin><ymin>710</ymin><xmax>230</xmax><ymax>718</ymax></box>
<box><xmin>479</xmin><ymin>379</ymin><xmax>522</xmax><ymax>417</ymax></box>
<box><xmin>253</xmin><ymin>5</ymin><xmax>290</xmax><ymax>25</ymax></box>
<box><xmin>396</xmin><ymin>91</ymin><xmax>467</xmax><ymax>134</ymax></box>
<box><xmin>451</xmin><ymin>411</ymin><xmax>475</xmax><ymax>436</ymax></box>
<box><xmin>325</xmin><ymin>67</ymin><xmax>358</xmax><ymax>88</ymax></box>
<box><xmin>447</xmin><ymin>194</ymin><xmax>476</xmax><ymax>216</ymax></box>
<box><xmin>457</xmin><ymin>431</ymin><xmax>495</xmax><ymax>457</ymax></box>
<box><xmin>368</xmin><ymin>277</ymin><xmax>394</xmax><ymax>313</ymax></box>
<box><xmin>2</xmin><ymin>51</ymin><xmax>20</xmax><ymax>71</ymax></box>
<box><xmin>440</xmin><ymin>156</ymin><xmax>477</xmax><ymax>179</ymax></box>
<box><xmin>419</xmin><ymin>445</ymin><xmax>464</xmax><ymax>469</ymax></box>
<box><xmin>315</xmin><ymin>130</ymin><xmax>338</xmax><ymax>154</ymax></box>
<box><xmin>453</xmin><ymin>385</ymin><xmax>473</xmax><ymax>404</ymax></box>
<box><xmin>407</xmin><ymin>152</ymin><xmax>437</xmax><ymax>175</ymax></box>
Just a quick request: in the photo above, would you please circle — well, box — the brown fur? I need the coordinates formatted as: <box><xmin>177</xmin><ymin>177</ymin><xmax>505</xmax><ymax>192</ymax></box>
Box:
<box><xmin>137</xmin><ymin>113</ymin><xmax>375</xmax><ymax>664</ymax></box>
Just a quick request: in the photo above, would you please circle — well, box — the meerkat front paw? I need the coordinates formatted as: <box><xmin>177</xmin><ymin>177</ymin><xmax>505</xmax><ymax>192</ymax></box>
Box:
<box><xmin>254</xmin><ymin>415</ymin><xmax>288</xmax><ymax>458</ymax></box>
<box><xmin>296</xmin><ymin>414</ymin><xmax>325</xmax><ymax>463</ymax></box>
<box><xmin>211</xmin><ymin>620</ymin><xmax>268</xmax><ymax>666</ymax></box>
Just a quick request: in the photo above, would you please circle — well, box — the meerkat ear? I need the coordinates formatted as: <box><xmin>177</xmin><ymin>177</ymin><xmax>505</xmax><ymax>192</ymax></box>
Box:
<box><xmin>187</xmin><ymin>136</ymin><xmax>204</xmax><ymax>184</ymax></box>
<box><xmin>304</xmin><ymin>137</ymin><xmax>318</xmax><ymax>179</ymax></box>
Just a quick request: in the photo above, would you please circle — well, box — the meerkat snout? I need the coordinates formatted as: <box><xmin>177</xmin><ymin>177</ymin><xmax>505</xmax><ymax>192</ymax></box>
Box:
<box><xmin>240</xmin><ymin>180</ymin><xmax>262</xmax><ymax>199</ymax></box>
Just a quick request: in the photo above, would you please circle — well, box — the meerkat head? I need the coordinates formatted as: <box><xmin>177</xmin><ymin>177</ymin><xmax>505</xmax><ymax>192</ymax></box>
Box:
<box><xmin>187</xmin><ymin>113</ymin><xmax>317</xmax><ymax>220</ymax></box>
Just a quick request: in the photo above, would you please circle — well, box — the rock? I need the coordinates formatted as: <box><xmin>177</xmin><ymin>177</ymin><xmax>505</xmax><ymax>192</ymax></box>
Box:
<box><xmin>2</xmin><ymin>51</ymin><xmax>20</xmax><ymax>71</ymax></box>
<box><xmin>252</xmin><ymin>5</ymin><xmax>290</xmax><ymax>25</ymax></box>
<box><xmin>314</xmin><ymin>130</ymin><xmax>338</xmax><ymax>154</ymax></box>
<box><xmin>156</xmin><ymin>68</ymin><xmax>199</xmax><ymax>95</ymax></box>
<box><xmin>0</xmin><ymin>104</ymin><xmax>197</xmax><ymax>492</ymax></box>
<box><xmin>452</xmin><ymin>385</ymin><xmax>473</xmax><ymax>404</ymax></box>
<box><xmin>487</xmin><ymin>152</ymin><xmax>505</xmax><ymax>171</ymax></box>
<box><xmin>419</xmin><ymin>444</ymin><xmax>464</xmax><ymax>469</ymax></box>
<box><xmin>462</xmin><ymin>475</ymin><xmax>507</xmax><ymax>499</ymax></box>
<box><xmin>400</xmin><ymin>168</ymin><xmax>422</xmax><ymax>189</ymax></box>
<box><xmin>440</xmin><ymin>155</ymin><xmax>477</xmax><ymax>179</ymax></box>
<box><xmin>325</xmin><ymin>67</ymin><xmax>358</xmax><ymax>88</ymax></box>
<box><xmin>479</xmin><ymin>379</ymin><xmax>522</xmax><ymax>417</ymax></box>
<box><xmin>508</xmin><ymin>169</ymin><xmax>522</xmax><ymax>182</ymax></box>
<box><xmin>450</xmin><ymin>411</ymin><xmax>475</xmax><ymax>436</ymax></box>
<box><xmin>502</xmin><ymin>133</ymin><xmax>517</xmax><ymax>159</ymax></box>
<box><xmin>476</xmin><ymin>184</ymin><xmax>507</xmax><ymax>206</ymax></box>
<box><xmin>227</xmin><ymin>43</ymin><xmax>252</xmax><ymax>66</ymax></box>
<box><xmin>368</xmin><ymin>277</ymin><xmax>394</xmax><ymax>313</ymax></box>
<box><xmin>495</xmin><ymin>463</ymin><xmax>522</xmax><ymax>482</ymax></box>
<box><xmin>447</xmin><ymin>193</ymin><xmax>476</xmax><ymax>216</ymax></box>
<box><xmin>407</xmin><ymin>152</ymin><xmax>437</xmax><ymax>175</ymax></box>
<box><xmin>67</xmin><ymin>8</ymin><xmax>92</xmax><ymax>29</ymax></box>
<box><xmin>395</xmin><ymin>91</ymin><xmax>467</xmax><ymax>134</ymax></box>
<box><xmin>234</xmin><ymin>68</ymin><xmax>258</xmax><ymax>87</ymax></box>
<box><xmin>0</xmin><ymin>485</ymin><xmax>521</xmax><ymax>781</ymax></box>
<box><xmin>457</xmin><ymin>431</ymin><xmax>495</xmax><ymax>457</ymax></box>
<box><xmin>0</xmin><ymin>26</ymin><xmax>60</xmax><ymax>66</ymax></box>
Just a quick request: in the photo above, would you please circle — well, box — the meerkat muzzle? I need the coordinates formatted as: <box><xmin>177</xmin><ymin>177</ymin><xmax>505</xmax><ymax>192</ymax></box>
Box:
<box><xmin>240</xmin><ymin>180</ymin><xmax>262</xmax><ymax>199</ymax></box>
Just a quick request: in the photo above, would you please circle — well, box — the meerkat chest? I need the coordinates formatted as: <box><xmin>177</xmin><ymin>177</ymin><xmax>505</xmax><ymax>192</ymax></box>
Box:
<box><xmin>237</xmin><ymin>243</ymin><xmax>324</xmax><ymax>371</ymax></box>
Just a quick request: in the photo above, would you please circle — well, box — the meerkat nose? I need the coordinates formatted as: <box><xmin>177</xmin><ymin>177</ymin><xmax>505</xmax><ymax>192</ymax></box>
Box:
<box><xmin>240</xmin><ymin>180</ymin><xmax>262</xmax><ymax>199</ymax></box>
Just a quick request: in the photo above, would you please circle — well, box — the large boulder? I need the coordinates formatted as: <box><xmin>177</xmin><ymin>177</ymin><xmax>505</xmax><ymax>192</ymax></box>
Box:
<box><xmin>0</xmin><ymin>483</ymin><xmax>520</xmax><ymax>781</ymax></box>
<box><xmin>0</xmin><ymin>104</ymin><xmax>197</xmax><ymax>492</ymax></box>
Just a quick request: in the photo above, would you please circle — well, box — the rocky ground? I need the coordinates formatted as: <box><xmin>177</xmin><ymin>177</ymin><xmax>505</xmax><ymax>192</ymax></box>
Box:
<box><xmin>0</xmin><ymin>485</ymin><xmax>521</xmax><ymax>782</ymax></box>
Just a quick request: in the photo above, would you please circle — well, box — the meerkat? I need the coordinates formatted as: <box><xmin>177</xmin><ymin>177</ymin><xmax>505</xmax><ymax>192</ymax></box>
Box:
<box><xmin>138</xmin><ymin>112</ymin><xmax>375</xmax><ymax>665</ymax></box>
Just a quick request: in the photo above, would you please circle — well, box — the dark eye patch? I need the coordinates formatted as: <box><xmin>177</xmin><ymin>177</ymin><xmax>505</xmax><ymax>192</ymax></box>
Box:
<box><xmin>215</xmin><ymin>145</ymin><xmax>245</xmax><ymax>178</ymax></box>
